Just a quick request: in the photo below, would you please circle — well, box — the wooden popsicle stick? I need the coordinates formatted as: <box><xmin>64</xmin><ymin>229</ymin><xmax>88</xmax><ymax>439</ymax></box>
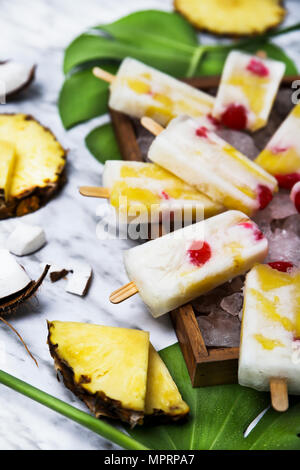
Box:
<box><xmin>140</xmin><ymin>117</ymin><xmax>164</xmax><ymax>137</ymax></box>
<box><xmin>93</xmin><ymin>67</ymin><xmax>115</xmax><ymax>84</ymax></box>
<box><xmin>270</xmin><ymin>378</ymin><xmax>289</xmax><ymax>412</ymax></box>
<box><xmin>110</xmin><ymin>281</ymin><xmax>139</xmax><ymax>304</ymax></box>
<box><xmin>79</xmin><ymin>186</ymin><xmax>110</xmax><ymax>199</ymax></box>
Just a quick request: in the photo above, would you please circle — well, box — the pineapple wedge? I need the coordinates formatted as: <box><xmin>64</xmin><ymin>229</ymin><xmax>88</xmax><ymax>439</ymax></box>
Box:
<box><xmin>47</xmin><ymin>321</ymin><xmax>150</xmax><ymax>426</ymax></box>
<box><xmin>0</xmin><ymin>114</ymin><xmax>66</xmax><ymax>219</ymax></box>
<box><xmin>0</xmin><ymin>141</ymin><xmax>15</xmax><ymax>201</ymax></box>
<box><xmin>146</xmin><ymin>345</ymin><xmax>189</xmax><ymax>420</ymax></box>
<box><xmin>175</xmin><ymin>0</ymin><xmax>286</xmax><ymax>36</ymax></box>
<box><xmin>47</xmin><ymin>321</ymin><xmax>189</xmax><ymax>426</ymax></box>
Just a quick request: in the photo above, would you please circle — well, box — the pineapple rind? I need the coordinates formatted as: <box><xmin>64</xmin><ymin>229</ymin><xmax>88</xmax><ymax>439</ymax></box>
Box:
<box><xmin>0</xmin><ymin>114</ymin><xmax>66</xmax><ymax>218</ymax></box>
<box><xmin>174</xmin><ymin>0</ymin><xmax>286</xmax><ymax>36</ymax></box>
<box><xmin>47</xmin><ymin>321</ymin><xmax>150</xmax><ymax>425</ymax></box>
<box><xmin>146</xmin><ymin>345</ymin><xmax>189</xmax><ymax>419</ymax></box>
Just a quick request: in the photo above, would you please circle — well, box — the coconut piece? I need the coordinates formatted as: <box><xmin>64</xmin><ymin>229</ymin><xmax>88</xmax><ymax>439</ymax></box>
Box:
<box><xmin>0</xmin><ymin>61</ymin><xmax>36</xmax><ymax>99</ymax></box>
<box><xmin>7</xmin><ymin>223</ymin><xmax>46</xmax><ymax>256</ymax></box>
<box><xmin>0</xmin><ymin>249</ymin><xmax>31</xmax><ymax>298</ymax></box>
<box><xmin>65</xmin><ymin>262</ymin><xmax>92</xmax><ymax>296</ymax></box>
<box><xmin>0</xmin><ymin>114</ymin><xmax>66</xmax><ymax>219</ymax></box>
<box><xmin>0</xmin><ymin>141</ymin><xmax>16</xmax><ymax>201</ymax></box>
<box><xmin>0</xmin><ymin>251</ymin><xmax>49</xmax><ymax>315</ymax></box>
<box><xmin>40</xmin><ymin>263</ymin><xmax>70</xmax><ymax>283</ymax></box>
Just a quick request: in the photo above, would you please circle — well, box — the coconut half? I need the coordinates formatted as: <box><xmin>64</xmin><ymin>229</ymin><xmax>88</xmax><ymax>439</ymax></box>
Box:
<box><xmin>0</xmin><ymin>250</ymin><xmax>49</xmax><ymax>314</ymax></box>
<box><xmin>0</xmin><ymin>61</ymin><xmax>36</xmax><ymax>100</ymax></box>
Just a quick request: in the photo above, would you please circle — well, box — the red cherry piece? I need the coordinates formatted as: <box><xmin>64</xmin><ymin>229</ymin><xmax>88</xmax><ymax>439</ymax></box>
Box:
<box><xmin>161</xmin><ymin>191</ymin><xmax>170</xmax><ymax>200</ymax></box>
<box><xmin>239</xmin><ymin>222</ymin><xmax>264</xmax><ymax>241</ymax></box>
<box><xmin>187</xmin><ymin>241</ymin><xmax>211</xmax><ymax>267</ymax></box>
<box><xmin>207</xmin><ymin>113</ymin><xmax>220</xmax><ymax>127</ymax></box>
<box><xmin>268</xmin><ymin>261</ymin><xmax>294</xmax><ymax>273</ymax></box>
<box><xmin>257</xmin><ymin>184</ymin><xmax>273</xmax><ymax>210</ymax></box>
<box><xmin>271</xmin><ymin>145</ymin><xmax>289</xmax><ymax>155</ymax></box>
<box><xmin>246</xmin><ymin>58</ymin><xmax>269</xmax><ymax>77</ymax></box>
<box><xmin>294</xmin><ymin>191</ymin><xmax>300</xmax><ymax>213</ymax></box>
<box><xmin>196</xmin><ymin>126</ymin><xmax>209</xmax><ymax>138</ymax></box>
<box><xmin>221</xmin><ymin>104</ymin><xmax>247</xmax><ymax>130</ymax></box>
<box><xmin>275</xmin><ymin>173</ymin><xmax>300</xmax><ymax>189</ymax></box>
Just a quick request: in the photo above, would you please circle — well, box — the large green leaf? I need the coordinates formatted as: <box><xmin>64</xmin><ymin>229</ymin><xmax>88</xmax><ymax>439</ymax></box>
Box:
<box><xmin>85</xmin><ymin>122</ymin><xmax>121</xmax><ymax>163</ymax></box>
<box><xmin>64</xmin><ymin>10</ymin><xmax>198</xmax><ymax>76</ymax></box>
<box><xmin>59</xmin><ymin>65</ymin><xmax>117</xmax><ymax>129</ymax></box>
<box><xmin>127</xmin><ymin>344</ymin><xmax>300</xmax><ymax>450</ymax></box>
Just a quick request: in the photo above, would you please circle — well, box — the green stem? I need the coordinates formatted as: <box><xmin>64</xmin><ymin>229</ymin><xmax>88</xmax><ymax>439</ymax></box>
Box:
<box><xmin>0</xmin><ymin>370</ymin><xmax>149</xmax><ymax>450</ymax></box>
<box><xmin>186</xmin><ymin>46</ymin><xmax>206</xmax><ymax>77</ymax></box>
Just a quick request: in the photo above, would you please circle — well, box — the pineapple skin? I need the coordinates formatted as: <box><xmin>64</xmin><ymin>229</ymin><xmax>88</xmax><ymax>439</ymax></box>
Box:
<box><xmin>174</xmin><ymin>0</ymin><xmax>286</xmax><ymax>37</ymax></box>
<box><xmin>0</xmin><ymin>114</ymin><xmax>66</xmax><ymax>219</ymax></box>
<box><xmin>47</xmin><ymin>321</ymin><xmax>149</xmax><ymax>427</ymax></box>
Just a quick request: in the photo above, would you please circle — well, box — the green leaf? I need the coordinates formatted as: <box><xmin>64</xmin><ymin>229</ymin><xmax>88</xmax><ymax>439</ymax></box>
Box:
<box><xmin>59</xmin><ymin>65</ymin><xmax>117</xmax><ymax>129</ymax></box>
<box><xmin>127</xmin><ymin>344</ymin><xmax>300</xmax><ymax>450</ymax></box>
<box><xmin>63</xmin><ymin>10</ymin><xmax>199</xmax><ymax>77</ymax></box>
<box><xmin>98</xmin><ymin>10</ymin><xmax>198</xmax><ymax>49</ymax></box>
<box><xmin>85</xmin><ymin>123</ymin><xmax>121</xmax><ymax>163</ymax></box>
<box><xmin>195</xmin><ymin>41</ymin><xmax>298</xmax><ymax>77</ymax></box>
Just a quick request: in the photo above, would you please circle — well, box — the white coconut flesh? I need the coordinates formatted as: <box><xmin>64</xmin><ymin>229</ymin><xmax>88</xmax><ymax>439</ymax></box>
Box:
<box><xmin>0</xmin><ymin>61</ymin><xmax>35</xmax><ymax>96</ymax></box>
<box><xmin>0</xmin><ymin>249</ymin><xmax>31</xmax><ymax>299</ymax></box>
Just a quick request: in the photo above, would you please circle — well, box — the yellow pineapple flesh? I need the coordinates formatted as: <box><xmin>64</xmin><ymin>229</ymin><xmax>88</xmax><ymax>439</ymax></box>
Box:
<box><xmin>145</xmin><ymin>344</ymin><xmax>189</xmax><ymax>420</ymax></box>
<box><xmin>47</xmin><ymin>321</ymin><xmax>150</xmax><ymax>426</ymax></box>
<box><xmin>174</xmin><ymin>0</ymin><xmax>286</xmax><ymax>36</ymax></box>
<box><xmin>0</xmin><ymin>114</ymin><xmax>66</xmax><ymax>218</ymax></box>
<box><xmin>0</xmin><ymin>140</ymin><xmax>15</xmax><ymax>201</ymax></box>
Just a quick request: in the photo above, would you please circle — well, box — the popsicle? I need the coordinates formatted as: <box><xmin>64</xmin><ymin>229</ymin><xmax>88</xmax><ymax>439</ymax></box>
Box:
<box><xmin>145</xmin><ymin>115</ymin><xmax>278</xmax><ymax>216</ymax></box>
<box><xmin>212</xmin><ymin>51</ymin><xmax>285</xmax><ymax>131</ymax></box>
<box><xmin>94</xmin><ymin>161</ymin><xmax>223</xmax><ymax>222</ymax></box>
<box><xmin>255</xmin><ymin>103</ymin><xmax>300</xmax><ymax>189</ymax></box>
<box><xmin>93</xmin><ymin>58</ymin><xmax>215</xmax><ymax>126</ymax></box>
<box><xmin>290</xmin><ymin>181</ymin><xmax>300</xmax><ymax>212</ymax></box>
<box><xmin>0</xmin><ymin>141</ymin><xmax>15</xmax><ymax>201</ymax></box>
<box><xmin>239</xmin><ymin>264</ymin><xmax>300</xmax><ymax>411</ymax></box>
<box><xmin>110</xmin><ymin>210</ymin><xmax>268</xmax><ymax>318</ymax></box>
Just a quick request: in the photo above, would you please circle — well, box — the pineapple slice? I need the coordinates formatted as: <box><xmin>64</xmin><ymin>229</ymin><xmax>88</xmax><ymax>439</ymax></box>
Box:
<box><xmin>0</xmin><ymin>114</ymin><xmax>66</xmax><ymax>219</ymax></box>
<box><xmin>47</xmin><ymin>321</ymin><xmax>150</xmax><ymax>426</ymax></box>
<box><xmin>146</xmin><ymin>345</ymin><xmax>189</xmax><ymax>420</ymax></box>
<box><xmin>174</xmin><ymin>0</ymin><xmax>286</xmax><ymax>36</ymax></box>
<box><xmin>0</xmin><ymin>141</ymin><xmax>15</xmax><ymax>201</ymax></box>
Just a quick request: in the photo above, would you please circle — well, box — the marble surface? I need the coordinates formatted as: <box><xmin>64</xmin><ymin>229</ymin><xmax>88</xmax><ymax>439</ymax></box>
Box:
<box><xmin>0</xmin><ymin>0</ymin><xmax>299</xmax><ymax>450</ymax></box>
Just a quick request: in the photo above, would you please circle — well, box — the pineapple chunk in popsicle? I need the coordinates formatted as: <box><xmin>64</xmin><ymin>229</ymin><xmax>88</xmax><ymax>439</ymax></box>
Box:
<box><xmin>123</xmin><ymin>210</ymin><xmax>268</xmax><ymax>318</ymax></box>
<box><xmin>102</xmin><ymin>160</ymin><xmax>223</xmax><ymax>223</ymax></box>
<box><xmin>212</xmin><ymin>51</ymin><xmax>285</xmax><ymax>132</ymax></box>
<box><xmin>255</xmin><ymin>103</ymin><xmax>300</xmax><ymax>189</ymax></box>
<box><xmin>239</xmin><ymin>264</ymin><xmax>300</xmax><ymax>399</ymax></box>
<box><xmin>109</xmin><ymin>58</ymin><xmax>215</xmax><ymax>126</ymax></box>
<box><xmin>147</xmin><ymin>115</ymin><xmax>278</xmax><ymax>216</ymax></box>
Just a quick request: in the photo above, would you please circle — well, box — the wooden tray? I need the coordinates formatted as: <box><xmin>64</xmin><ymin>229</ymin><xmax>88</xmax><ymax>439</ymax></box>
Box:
<box><xmin>109</xmin><ymin>74</ymin><xmax>299</xmax><ymax>387</ymax></box>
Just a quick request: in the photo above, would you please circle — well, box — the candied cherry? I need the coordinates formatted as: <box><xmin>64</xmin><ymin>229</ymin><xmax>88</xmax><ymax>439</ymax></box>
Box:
<box><xmin>187</xmin><ymin>241</ymin><xmax>211</xmax><ymax>267</ymax></box>
<box><xmin>268</xmin><ymin>261</ymin><xmax>294</xmax><ymax>273</ymax></box>
<box><xmin>239</xmin><ymin>222</ymin><xmax>264</xmax><ymax>241</ymax></box>
<box><xmin>160</xmin><ymin>191</ymin><xmax>170</xmax><ymax>200</ymax></box>
<box><xmin>246</xmin><ymin>58</ymin><xmax>269</xmax><ymax>77</ymax></box>
<box><xmin>195</xmin><ymin>126</ymin><xmax>209</xmax><ymax>138</ymax></box>
<box><xmin>257</xmin><ymin>185</ymin><xmax>273</xmax><ymax>210</ymax></box>
<box><xmin>220</xmin><ymin>104</ymin><xmax>247</xmax><ymax>130</ymax></box>
<box><xmin>276</xmin><ymin>173</ymin><xmax>300</xmax><ymax>190</ymax></box>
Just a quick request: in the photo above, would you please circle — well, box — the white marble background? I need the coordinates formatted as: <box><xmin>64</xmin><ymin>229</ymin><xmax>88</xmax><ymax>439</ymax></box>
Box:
<box><xmin>0</xmin><ymin>0</ymin><xmax>299</xmax><ymax>450</ymax></box>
